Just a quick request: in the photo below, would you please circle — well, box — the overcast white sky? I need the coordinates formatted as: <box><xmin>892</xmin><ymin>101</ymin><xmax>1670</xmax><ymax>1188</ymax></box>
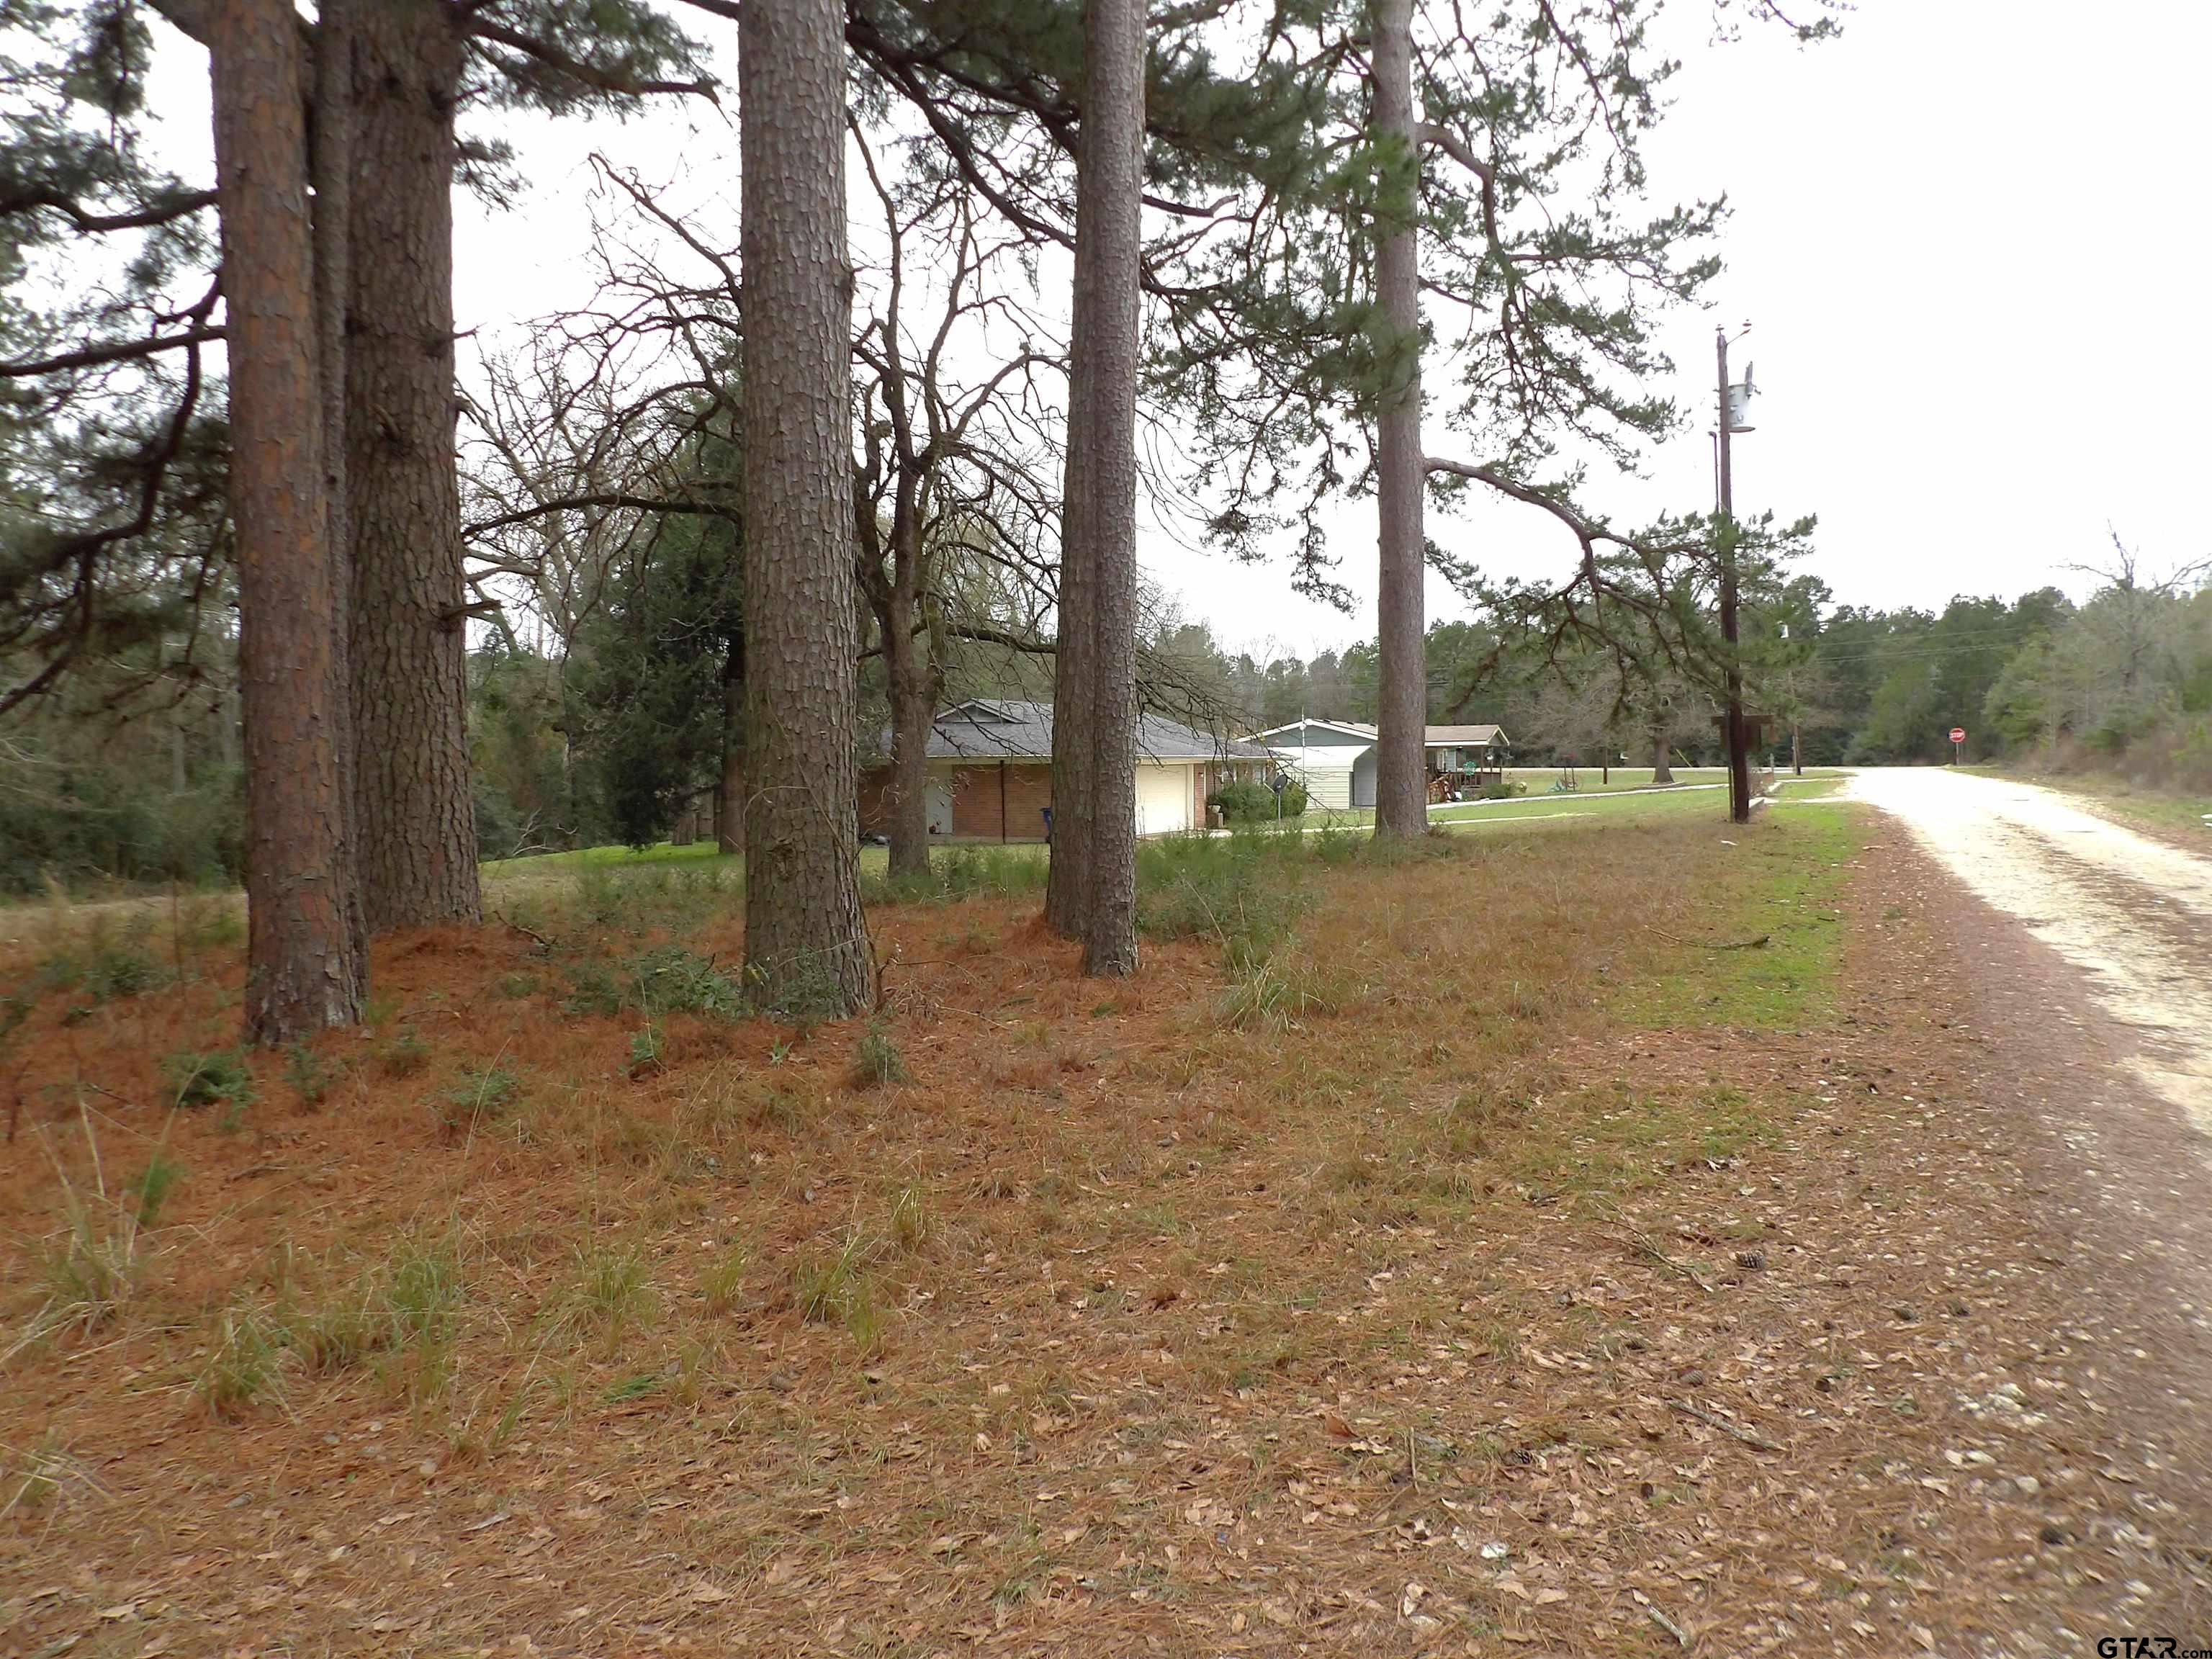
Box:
<box><xmin>149</xmin><ymin>1</ymin><xmax>2212</xmax><ymax>661</ymax></box>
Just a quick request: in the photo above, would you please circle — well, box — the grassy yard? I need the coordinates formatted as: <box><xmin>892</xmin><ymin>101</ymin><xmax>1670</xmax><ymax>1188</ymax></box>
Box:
<box><xmin>1281</xmin><ymin>766</ymin><xmax>1842</xmax><ymax>832</ymax></box>
<box><xmin>7</xmin><ymin>788</ymin><xmax>2100</xmax><ymax>1655</ymax></box>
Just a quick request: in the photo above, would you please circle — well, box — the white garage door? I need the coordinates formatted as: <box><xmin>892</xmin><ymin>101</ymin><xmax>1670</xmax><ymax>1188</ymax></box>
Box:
<box><xmin>1135</xmin><ymin>764</ymin><xmax>1192</xmax><ymax>835</ymax></box>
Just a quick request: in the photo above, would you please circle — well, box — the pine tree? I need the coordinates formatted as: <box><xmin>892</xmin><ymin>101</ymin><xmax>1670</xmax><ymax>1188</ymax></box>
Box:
<box><xmin>738</xmin><ymin>0</ymin><xmax>874</xmax><ymax>1017</ymax></box>
<box><xmin>206</xmin><ymin>0</ymin><xmax>366</xmax><ymax>1042</ymax></box>
<box><xmin>1074</xmin><ymin>0</ymin><xmax>1143</xmax><ymax>976</ymax></box>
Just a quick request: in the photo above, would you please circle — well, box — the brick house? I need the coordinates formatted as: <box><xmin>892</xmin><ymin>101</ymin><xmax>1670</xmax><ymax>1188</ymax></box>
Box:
<box><xmin>858</xmin><ymin>699</ymin><xmax>1274</xmax><ymax>842</ymax></box>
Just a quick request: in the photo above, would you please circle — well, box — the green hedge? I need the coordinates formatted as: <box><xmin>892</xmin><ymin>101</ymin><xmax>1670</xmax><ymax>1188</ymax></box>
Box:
<box><xmin>1208</xmin><ymin>778</ymin><xmax>1308</xmax><ymax>823</ymax></box>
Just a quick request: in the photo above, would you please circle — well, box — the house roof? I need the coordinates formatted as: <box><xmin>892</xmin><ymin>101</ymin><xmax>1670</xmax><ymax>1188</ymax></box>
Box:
<box><xmin>1256</xmin><ymin>720</ymin><xmax>1509</xmax><ymax>755</ymax></box>
<box><xmin>1255</xmin><ymin>719</ymin><xmax>1377</xmax><ymax>743</ymax></box>
<box><xmin>1424</xmin><ymin>724</ymin><xmax>1507</xmax><ymax>747</ymax></box>
<box><xmin>909</xmin><ymin>700</ymin><xmax>1272</xmax><ymax>764</ymax></box>
<box><xmin>1272</xmin><ymin>745</ymin><xmax>1372</xmax><ymax>772</ymax></box>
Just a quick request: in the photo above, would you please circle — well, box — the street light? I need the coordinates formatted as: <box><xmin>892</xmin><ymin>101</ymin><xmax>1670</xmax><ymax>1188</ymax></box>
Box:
<box><xmin>1715</xmin><ymin>323</ymin><xmax>1756</xmax><ymax>825</ymax></box>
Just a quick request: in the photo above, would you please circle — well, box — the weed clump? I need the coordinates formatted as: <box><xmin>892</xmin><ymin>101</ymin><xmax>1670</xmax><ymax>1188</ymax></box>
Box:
<box><xmin>163</xmin><ymin>1048</ymin><xmax>253</xmax><ymax>1115</ymax></box>
<box><xmin>378</xmin><ymin>1025</ymin><xmax>432</xmax><ymax>1078</ymax></box>
<box><xmin>36</xmin><ymin>915</ymin><xmax>167</xmax><ymax>1004</ymax></box>
<box><xmin>23</xmin><ymin>1197</ymin><xmax>143</xmax><ymax>1345</ymax></box>
<box><xmin>283</xmin><ymin>1043</ymin><xmax>340</xmax><ymax>1107</ymax></box>
<box><xmin>1216</xmin><ymin>951</ymin><xmax>1338</xmax><ymax>1031</ymax></box>
<box><xmin>794</xmin><ymin>1230</ymin><xmax>884</xmax><ymax>1353</ymax></box>
<box><xmin>435</xmin><ymin>1066</ymin><xmax>521</xmax><ymax>1138</ymax></box>
<box><xmin>860</xmin><ymin>845</ymin><xmax>1048</xmax><ymax>905</ymax></box>
<box><xmin>195</xmin><ymin>1305</ymin><xmax>284</xmax><ymax>1419</ymax></box>
<box><xmin>853</xmin><ymin>1020</ymin><xmax>907</xmax><ymax>1087</ymax></box>
<box><xmin>698</xmin><ymin>1245</ymin><xmax>750</xmax><ymax>1314</ymax></box>
<box><xmin>552</xmin><ymin>1242</ymin><xmax>657</xmax><ymax>1342</ymax></box>
<box><xmin>1136</xmin><ymin>835</ymin><xmax>1304</xmax><ymax>969</ymax></box>
<box><xmin>125</xmin><ymin>1151</ymin><xmax>186</xmax><ymax>1226</ymax></box>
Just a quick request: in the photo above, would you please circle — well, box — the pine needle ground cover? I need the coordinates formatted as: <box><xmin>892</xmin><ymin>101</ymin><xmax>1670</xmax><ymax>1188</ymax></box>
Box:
<box><xmin>0</xmin><ymin>799</ymin><xmax>2186</xmax><ymax>1654</ymax></box>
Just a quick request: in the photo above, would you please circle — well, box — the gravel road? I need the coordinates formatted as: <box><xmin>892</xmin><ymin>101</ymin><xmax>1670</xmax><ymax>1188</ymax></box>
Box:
<box><xmin>1847</xmin><ymin>766</ymin><xmax>2212</xmax><ymax>1150</ymax></box>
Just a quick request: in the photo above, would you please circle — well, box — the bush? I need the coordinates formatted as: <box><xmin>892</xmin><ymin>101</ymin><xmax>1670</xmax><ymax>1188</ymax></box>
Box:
<box><xmin>163</xmin><ymin>1048</ymin><xmax>254</xmax><ymax>1114</ymax></box>
<box><xmin>0</xmin><ymin>757</ymin><xmax>244</xmax><ymax>896</ymax></box>
<box><xmin>1208</xmin><ymin>778</ymin><xmax>1305</xmax><ymax>824</ymax></box>
<box><xmin>853</xmin><ymin>1020</ymin><xmax>907</xmax><ymax>1087</ymax></box>
<box><xmin>1136</xmin><ymin>833</ymin><xmax>1304</xmax><ymax>968</ymax></box>
<box><xmin>434</xmin><ymin>1066</ymin><xmax>521</xmax><ymax>1137</ymax></box>
<box><xmin>859</xmin><ymin>845</ymin><xmax>1048</xmax><ymax>905</ymax></box>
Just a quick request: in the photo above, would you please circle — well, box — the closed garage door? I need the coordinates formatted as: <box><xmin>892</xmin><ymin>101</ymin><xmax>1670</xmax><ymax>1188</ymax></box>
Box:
<box><xmin>1135</xmin><ymin>764</ymin><xmax>1192</xmax><ymax>835</ymax></box>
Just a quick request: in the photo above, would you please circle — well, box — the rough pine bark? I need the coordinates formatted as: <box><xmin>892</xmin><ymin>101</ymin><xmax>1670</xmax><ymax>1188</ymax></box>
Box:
<box><xmin>716</xmin><ymin>635</ymin><xmax>745</xmax><ymax>857</ymax></box>
<box><xmin>1650</xmin><ymin>732</ymin><xmax>1675</xmax><ymax>785</ymax></box>
<box><xmin>1079</xmin><ymin>0</ymin><xmax>1145</xmax><ymax>978</ymax></box>
<box><xmin>310</xmin><ymin>0</ymin><xmax>369</xmax><ymax>974</ymax></box>
<box><xmin>1370</xmin><ymin>0</ymin><xmax>1428</xmax><ymax>841</ymax></box>
<box><xmin>346</xmin><ymin>0</ymin><xmax>481</xmax><ymax>930</ymax></box>
<box><xmin>209</xmin><ymin>0</ymin><xmax>366</xmax><ymax>1043</ymax></box>
<box><xmin>1043</xmin><ymin>317</ymin><xmax>1097</xmax><ymax>936</ymax></box>
<box><xmin>739</xmin><ymin>0</ymin><xmax>874</xmax><ymax>1015</ymax></box>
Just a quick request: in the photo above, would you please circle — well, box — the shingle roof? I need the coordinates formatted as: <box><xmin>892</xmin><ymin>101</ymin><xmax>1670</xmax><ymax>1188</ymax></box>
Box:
<box><xmin>907</xmin><ymin>700</ymin><xmax>1272</xmax><ymax>764</ymax></box>
<box><xmin>1424</xmin><ymin>724</ymin><xmax>1507</xmax><ymax>746</ymax></box>
<box><xmin>1256</xmin><ymin>721</ymin><xmax>1508</xmax><ymax>752</ymax></box>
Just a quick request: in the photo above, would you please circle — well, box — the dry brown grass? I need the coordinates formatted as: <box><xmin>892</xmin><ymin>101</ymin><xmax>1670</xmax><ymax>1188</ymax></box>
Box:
<box><xmin>0</xmin><ymin>804</ymin><xmax>2193</xmax><ymax>1655</ymax></box>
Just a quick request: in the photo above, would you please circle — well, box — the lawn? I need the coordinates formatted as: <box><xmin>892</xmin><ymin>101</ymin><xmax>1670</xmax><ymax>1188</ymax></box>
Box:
<box><xmin>5</xmin><ymin>791</ymin><xmax>2103</xmax><ymax>1655</ymax></box>
<box><xmin>1280</xmin><ymin>766</ymin><xmax>1843</xmax><ymax>832</ymax></box>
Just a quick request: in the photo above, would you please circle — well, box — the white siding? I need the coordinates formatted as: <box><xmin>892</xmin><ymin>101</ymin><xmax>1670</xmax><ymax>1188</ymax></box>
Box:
<box><xmin>1269</xmin><ymin>741</ymin><xmax>1368</xmax><ymax>811</ymax></box>
<box><xmin>1298</xmin><ymin>765</ymin><xmax>1353</xmax><ymax>810</ymax></box>
<box><xmin>1135</xmin><ymin>763</ymin><xmax>1194</xmax><ymax>835</ymax></box>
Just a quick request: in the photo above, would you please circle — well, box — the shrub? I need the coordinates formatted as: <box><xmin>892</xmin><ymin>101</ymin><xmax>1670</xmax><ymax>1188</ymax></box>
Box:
<box><xmin>1136</xmin><ymin>835</ymin><xmax>1303</xmax><ymax>969</ymax></box>
<box><xmin>1208</xmin><ymin>778</ymin><xmax>1305</xmax><ymax>824</ymax></box>
<box><xmin>435</xmin><ymin>1066</ymin><xmax>521</xmax><ymax>1137</ymax></box>
<box><xmin>378</xmin><ymin>1025</ymin><xmax>432</xmax><ymax>1078</ymax></box>
<box><xmin>627</xmin><ymin>1022</ymin><xmax>665</xmax><ymax>1079</ymax></box>
<box><xmin>853</xmin><ymin>1020</ymin><xmax>907</xmax><ymax>1087</ymax></box>
<box><xmin>631</xmin><ymin>947</ymin><xmax>745</xmax><ymax>1018</ymax></box>
<box><xmin>284</xmin><ymin>1043</ymin><xmax>338</xmax><ymax>1107</ymax></box>
<box><xmin>860</xmin><ymin>845</ymin><xmax>1048</xmax><ymax>905</ymax></box>
<box><xmin>163</xmin><ymin>1048</ymin><xmax>254</xmax><ymax>1114</ymax></box>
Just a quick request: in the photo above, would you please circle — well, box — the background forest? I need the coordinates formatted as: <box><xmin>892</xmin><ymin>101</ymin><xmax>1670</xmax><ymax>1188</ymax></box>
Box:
<box><xmin>6</xmin><ymin>549</ymin><xmax>2208</xmax><ymax>896</ymax></box>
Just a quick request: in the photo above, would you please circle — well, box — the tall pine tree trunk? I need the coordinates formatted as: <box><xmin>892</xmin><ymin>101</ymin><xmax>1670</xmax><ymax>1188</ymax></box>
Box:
<box><xmin>1079</xmin><ymin>0</ymin><xmax>1144</xmax><ymax>977</ymax></box>
<box><xmin>311</xmin><ymin>0</ymin><xmax>370</xmax><ymax>975</ymax></box>
<box><xmin>1650</xmin><ymin>731</ymin><xmax>1674</xmax><ymax>785</ymax></box>
<box><xmin>716</xmin><ymin>635</ymin><xmax>745</xmax><ymax>857</ymax></box>
<box><xmin>209</xmin><ymin>0</ymin><xmax>366</xmax><ymax>1043</ymax></box>
<box><xmin>346</xmin><ymin>0</ymin><xmax>480</xmax><ymax>931</ymax></box>
<box><xmin>1044</xmin><ymin>318</ymin><xmax>1097</xmax><ymax>936</ymax></box>
<box><xmin>739</xmin><ymin>0</ymin><xmax>873</xmax><ymax>1016</ymax></box>
<box><xmin>1370</xmin><ymin>0</ymin><xmax>1427</xmax><ymax>840</ymax></box>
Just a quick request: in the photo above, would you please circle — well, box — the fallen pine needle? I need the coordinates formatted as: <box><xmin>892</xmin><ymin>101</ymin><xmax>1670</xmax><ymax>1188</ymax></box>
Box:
<box><xmin>1670</xmin><ymin>1399</ymin><xmax>1782</xmax><ymax>1454</ymax></box>
<box><xmin>1645</xmin><ymin>1603</ymin><xmax>1691</xmax><ymax>1647</ymax></box>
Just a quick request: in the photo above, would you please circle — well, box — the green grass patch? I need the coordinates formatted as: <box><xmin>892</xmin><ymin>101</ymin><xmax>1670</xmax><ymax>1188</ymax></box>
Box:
<box><xmin>1616</xmin><ymin>800</ymin><xmax>1866</xmax><ymax>1030</ymax></box>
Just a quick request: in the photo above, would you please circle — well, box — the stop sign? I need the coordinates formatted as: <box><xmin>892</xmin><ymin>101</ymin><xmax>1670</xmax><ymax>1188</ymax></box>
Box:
<box><xmin>1949</xmin><ymin>727</ymin><xmax>1966</xmax><ymax>744</ymax></box>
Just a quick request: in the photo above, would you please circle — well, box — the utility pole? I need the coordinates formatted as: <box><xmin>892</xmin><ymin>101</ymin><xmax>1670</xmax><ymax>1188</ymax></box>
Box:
<box><xmin>1715</xmin><ymin>325</ymin><xmax>1751</xmax><ymax>826</ymax></box>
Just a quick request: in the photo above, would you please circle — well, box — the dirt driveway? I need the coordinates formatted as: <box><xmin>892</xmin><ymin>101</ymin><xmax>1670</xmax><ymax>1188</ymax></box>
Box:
<box><xmin>1846</xmin><ymin>766</ymin><xmax>2212</xmax><ymax>1145</ymax></box>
